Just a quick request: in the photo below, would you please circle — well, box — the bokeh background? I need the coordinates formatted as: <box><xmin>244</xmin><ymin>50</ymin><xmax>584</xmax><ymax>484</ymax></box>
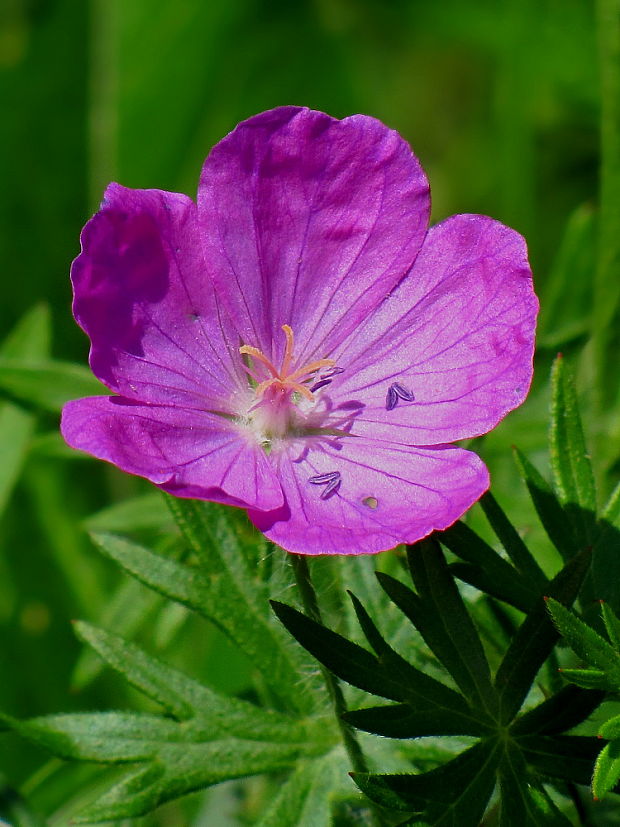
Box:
<box><xmin>0</xmin><ymin>0</ymin><xmax>611</xmax><ymax>823</ymax></box>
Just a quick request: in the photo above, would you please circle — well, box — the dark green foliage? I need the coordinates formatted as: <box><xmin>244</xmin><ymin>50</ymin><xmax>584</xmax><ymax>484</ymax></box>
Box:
<box><xmin>272</xmin><ymin>357</ymin><xmax>619</xmax><ymax>823</ymax></box>
<box><xmin>546</xmin><ymin>597</ymin><xmax>620</xmax><ymax>799</ymax></box>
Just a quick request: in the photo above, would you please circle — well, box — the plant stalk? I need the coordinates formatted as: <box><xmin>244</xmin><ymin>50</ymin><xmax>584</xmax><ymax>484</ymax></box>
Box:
<box><xmin>289</xmin><ymin>553</ymin><xmax>369</xmax><ymax>775</ymax></box>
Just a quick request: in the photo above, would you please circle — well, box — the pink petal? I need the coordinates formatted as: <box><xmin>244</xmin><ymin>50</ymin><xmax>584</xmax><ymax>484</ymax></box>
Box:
<box><xmin>61</xmin><ymin>397</ymin><xmax>283</xmax><ymax>511</ymax></box>
<box><xmin>248</xmin><ymin>437</ymin><xmax>489</xmax><ymax>555</ymax></box>
<box><xmin>72</xmin><ymin>185</ymin><xmax>244</xmax><ymax>410</ymax></box>
<box><xmin>198</xmin><ymin>106</ymin><xmax>430</xmax><ymax>365</ymax></box>
<box><xmin>333</xmin><ymin>215</ymin><xmax>538</xmax><ymax>444</ymax></box>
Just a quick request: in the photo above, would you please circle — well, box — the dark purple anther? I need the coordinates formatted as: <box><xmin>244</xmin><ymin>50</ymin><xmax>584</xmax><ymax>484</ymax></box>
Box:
<box><xmin>310</xmin><ymin>365</ymin><xmax>344</xmax><ymax>393</ymax></box>
<box><xmin>386</xmin><ymin>382</ymin><xmax>415</xmax><ymax>410</ymax></box>
<box><xmin>322</xmin><ymin>366</ymin><xmax>345</xmax><ymax>379</ymax></box>
<box><xmin>308</xmin><ymin>470</ymin><xmax>341</xmax><ymax>499</ymax></box>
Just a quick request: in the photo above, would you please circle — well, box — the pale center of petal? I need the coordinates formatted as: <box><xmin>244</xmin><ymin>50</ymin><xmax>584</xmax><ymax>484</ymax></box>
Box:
<box><xmin>238</xmin><ymin>324</ymin><xmax>337</xmax><ymax>444</ymax></box>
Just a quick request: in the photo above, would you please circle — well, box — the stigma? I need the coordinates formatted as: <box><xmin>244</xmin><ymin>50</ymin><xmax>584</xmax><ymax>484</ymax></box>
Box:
<box><xmin>240</xmin><ymin>325</ymin><xmax>336</xmax><ymax>403</ymax></box>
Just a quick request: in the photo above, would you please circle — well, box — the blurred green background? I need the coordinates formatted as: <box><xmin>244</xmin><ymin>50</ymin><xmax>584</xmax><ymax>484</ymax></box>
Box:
<box><xmin>0</xmin><ymin>0</ymin><xmax>611</xmax><ymax>822</ymax></box>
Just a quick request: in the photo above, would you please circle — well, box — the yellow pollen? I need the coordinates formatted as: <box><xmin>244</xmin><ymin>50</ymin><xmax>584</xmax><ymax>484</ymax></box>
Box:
<box><xmin>239</xmin><ymin>324</ymin><xmax>336</xmax><ymax>401</ymax></box>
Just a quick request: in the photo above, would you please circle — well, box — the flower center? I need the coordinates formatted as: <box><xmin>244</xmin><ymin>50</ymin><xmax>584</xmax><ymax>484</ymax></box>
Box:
<box><xmin>239</xmin><ymin>324</ymin><xmax>336</xmax><ymax>402</ymax></box>
<box><xmin>238</xmin><ymin>325</ymin><xmax>337</xmax><ymax>444</ymax></box>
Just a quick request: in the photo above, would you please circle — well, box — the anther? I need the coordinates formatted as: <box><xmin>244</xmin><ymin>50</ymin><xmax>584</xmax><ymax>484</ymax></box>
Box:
<box><xmin>308</xmin><ymin>471</ymin><xmax>341</xmax><ymax>499</ymax></box>
<box><xmin>386</xmin><ymin>382</ymin><xmax>415</xmax><ymax>411</ymax></box>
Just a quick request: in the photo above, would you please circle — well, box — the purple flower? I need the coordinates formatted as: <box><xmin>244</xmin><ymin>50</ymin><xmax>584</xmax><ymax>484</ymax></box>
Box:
<box><xmin>61</xmin><ymin>107</ymin><xmax>538</xmax><ymax>555</ymax></box>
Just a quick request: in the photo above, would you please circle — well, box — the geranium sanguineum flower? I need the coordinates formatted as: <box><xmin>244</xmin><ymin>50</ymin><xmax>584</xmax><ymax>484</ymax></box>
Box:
<box><xmin>61</xmin><ymin>106</ymin><xmax>538</xmax><ymax>555</ymax></box>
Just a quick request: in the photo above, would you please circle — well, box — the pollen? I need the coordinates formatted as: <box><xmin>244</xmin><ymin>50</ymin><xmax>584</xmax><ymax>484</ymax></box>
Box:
<box><xmin>240</xmin><ymin>325</ymin><xmax>336</xmax><ymax>402</ymax></box>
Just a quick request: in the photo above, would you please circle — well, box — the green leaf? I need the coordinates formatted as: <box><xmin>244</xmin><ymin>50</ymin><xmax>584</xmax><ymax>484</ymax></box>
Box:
<box><xmin>0</xmin><ymin>358</ymin><xmax>105</xmax><ymax>412</ymax></box>
<box><xmin>479</xmin><ymin>492</ymin><xmax>547</xmax><ymax>586</ymax></box>
<box><xmin>255</xmin><ymin>750</ymin><xmax>350</xmax><ymax>827</ymax></box>
<box><xmin>592</xmin><ymin>740</ymin><xmax>620</xmax><ymax>800</ymax></box>
<box><xmin>0</xmin><ymin>401</ymin><xmax>34</xmax><ymax>518</ymax></box>
<box><xmin>549</xmin><ymin>356</ymin><xmax>597</xmax><ymax>519</ymax></box>
<box><xmin>387</xmin><ymin>541</ymin><xmax>497</xmax><ymax>716</ymax></box>
<box><xmin>494</xmin><ymin>549</ymin><xmax>592</xmax><ymax>724</ymax></box>
<box><xmin>1</xmin><ymin>304</ymin><xmax>51</xmax><ymax>360</ymax></box>
<box><xmin>601</xmin><ymin>600</ymin><xmax>620</xmax><ymax>649</ymax></box>
<box><xmin>84</xmin><ymin>493</ymin><xmax>175</xmax><ymax>532</ymax></box>
<box><xmin>512</xmin><ymin>685</ymin><xmax>605</xmax><ymax>735</ymax></box>
<box><xmin>557</xmin><ymin>668</ymin><xmax>618</xmax><ymax>691</ymax></box>
<box><xmin>352</xmin><ymin>740</ymin><xmax>500</xmax><ymax>825</ymax></box>
<box><xmin>1</xmin><ymin>706</ymin><xmax>326</xmax><ymax>822</ymax></box>
<box><xmin>73</xmin><ymin>621</ymin><xmax>310</xmax><ymax>742</ymax></box>
<box><xmin>499</xmin><ymin>743</ymin><xmax>572</xmax><ymax>826</ymax></box>
<box><xmin>91</xmin><ymin>532</ymin><xmax>313</xmax><ymax>713</ymax></box>
<box><xmin>440</xmin><ymin>521</ymin><xmax>537</xmax><ymax>611</ymax></box>
<box><xmin>272</xmin><ymin>596</ymin><xmax>484</xmax><ymax>733</ymax></box>
<box><xmin>519</xmin><ymin>735</ymin><xmax>600</xmax><ymax>786</ymax></box>
<box><xmin>513</xmin><ymin>448</ymin><xmax>579</xmax><ymax>560</ymax></box>
<box><xmin>74</xmin><ymin>739</ymin><xmax>317</xmax><ymax>822</ymax></box>
<box><xmin>343</xmin><ymin>703</ymin><xmax>489</xmax><ymax>739</ymax></box>
<box><xmin>549</xmin><ymin>357</ymin><xmax>597</xmax><ymax>555</ymax></box>
<box><xmin>71</xmin><ymin>577</ymin><xmax>167</xmax><ymax>690</ymax></box>
<box><xmin>599</xmin><ymin>712</ymin><xmax>620</xmax><ymax>739</ymax></box>
<box><xmin>346</xmin><ymin>590</ymin><xmax>485</xmax><ymax>725</ymax></box>
<box><xmin>0</xmin><ymin>305</ymin><xmax>51</xmax><ymax>517</ymax></box>
<box><xmin>271</xmin><ymin>599</ymin><xmax>408</xmax><ymax>703</ymax></box>
<box><xmin>602</xmin><ymin>478</ymin><xmax>620</xmax><ymax>525</ymax></box>
<box><xmin>545</xmin><ymin>597</ymin><xmax>620</xmax><ymax>676</ymax></box>
<box><xmin>447</xmin><ymin>561</ymin><xmax>535</xmax><ymax>613</ymax></box>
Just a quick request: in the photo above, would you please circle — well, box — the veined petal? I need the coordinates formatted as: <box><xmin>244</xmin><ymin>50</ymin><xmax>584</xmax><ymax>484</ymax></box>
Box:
<box><xmin>333</xmin><ymin>215</ymin><xmax>538</xmax><ymax>445</ymax></box>
<box><xmin>248</xmin><ymin>438</ymin><xmax>489</xmax><ymax>555</ymax></box>
<box><xmin>72</xmin><ymin>185</ymin><xmax>244</xmax><ymax>410</ymax></box>
<box><xmin>61</xmin><ymin>397</ymin><xmax>283</xmax><ymax>511</ymax></box>
<box><xmin>198</xmin><ymin>106</ymin><xmax>430</xmax><ymax>366</ymax></box>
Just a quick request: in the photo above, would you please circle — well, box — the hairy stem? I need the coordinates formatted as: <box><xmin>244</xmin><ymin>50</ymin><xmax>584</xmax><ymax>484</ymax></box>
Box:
<box><xmin>289</xmin><ymin>553</ymin><xmax>369</xmax><ymax>774</ymax></box>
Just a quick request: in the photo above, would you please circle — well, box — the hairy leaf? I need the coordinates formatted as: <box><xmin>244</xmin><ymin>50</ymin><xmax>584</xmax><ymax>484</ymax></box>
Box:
<box><xmin>91</xmin><ymin>532</ymin><xmax>310</xmax><ymax>712</ymax></box>
<box><xmin>352</xmin><ymin>740</ymin><xmax>500</xmax><ymax>824</ymax></box>
<box><xmin>494</xmin><ymin>548</ymin><xmax>592</xmax><ymax>724</ymax></box>
<box><xmin>511</xmin><ymin>685</ymin><xmax>605</xmax><ymax>735</ymax></box>
<box><xmin>519</xmin><ymin>735</ymin><xmax>600</xmax><ymax>785</ymax></box>
<box><xmin>479</xmin><ymin>492</ymin><xmax>547</xmax><ymax>586</ymax></box>
<box><xmin>592</xmin><ymin>741</ymin><xmax>620</xmax><ymax>801</ymax></box>
<box><xmin>545</xmin><ymin>597</ymin><xmax>620</xmax><ymax>677</ymax></box>
<box><xmin>549</xmin><ymin>356</ymin><xmax>596</xmax><ymax>544</ymax></box>
<box><xmin>513</xmin><ymin>448</ymin><xmax>579</xmax><ymax>560</ymax></box>
<box><xmin>499</xmin><ymin>743</ymin><xmax>572</xmax><ymax>826</ymax></box>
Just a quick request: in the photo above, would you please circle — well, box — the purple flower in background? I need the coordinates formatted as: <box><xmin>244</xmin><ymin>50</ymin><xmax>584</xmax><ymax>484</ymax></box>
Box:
<box><xmin>61</xmin><ymin>107</ymin><xmax>538</xmax><ymax>555</ymax></box>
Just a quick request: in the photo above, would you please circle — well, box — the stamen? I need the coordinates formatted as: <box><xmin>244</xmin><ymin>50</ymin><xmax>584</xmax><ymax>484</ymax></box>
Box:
<box><xmin>308</xmin><ymin>471</ymin><xmax>341</xmax><ymax>499</ymax></box>
<box><xmin>321</xmin><ymin>366</ymin><xmax>345</xmax><ymax>379</ymax></box>
<box><xmin>239</xmin><ymin>326</ymin><xmax>340</xmax><ymax>405</ymax></box>
<box><xmin>239</xmin><ymin>345</ymin><xmax>279</xmax><ymax>378</ymax></box>
<box><xmin>287</xmin><ymin>358</ymin><xmax>336</xmax><ymax>383</ymax></box>
<box><xmin>280</xmin><ymin>324</ymin><xmax>295</xmax><ymax>376</ymax></box>
<box><xmin>386</xmin><ymin>382</ymin><xmax>415</xmax><ymax>410</ymax></box>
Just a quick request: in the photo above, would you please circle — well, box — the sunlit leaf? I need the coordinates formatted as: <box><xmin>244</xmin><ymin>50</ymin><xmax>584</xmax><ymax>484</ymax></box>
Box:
<box><xmin>592</xmin><ymin>741</ymin><xmax>620</xmax><ymax>801</ymax></box>
<box><xmin>91</xmin><ymin>532</ymin><xmax>312</xmax><ymax>713</ymax></box>
<box><xmin>549</xmin><ymin>355</ymin><xmax>596</xmax><ymax>545</ymax></box>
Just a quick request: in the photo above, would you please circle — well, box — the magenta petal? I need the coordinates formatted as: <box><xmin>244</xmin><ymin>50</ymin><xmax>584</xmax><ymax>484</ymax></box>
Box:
<box><xmin>249</xmin><ymin>438</ymin><xmax>489</xmax><ymax>555</ymax></box>
<box><xmin>334</xmin><ymin>215</ymin><xmax>539</xmax><ymax>444</ymax></box>
<box><xmin>72</xmin><ymin>184</ymin><xmax>243</xmax><ymax>408</ymax></box>
<box><xmin>61</xmin><ymin>397</ymin><xmax>283</xmax><ymax>511</ymax></box>
<box><xmin>198</xmin><ymin>106</ymin><xmax>430</xmax><ymax>363</ymax></box>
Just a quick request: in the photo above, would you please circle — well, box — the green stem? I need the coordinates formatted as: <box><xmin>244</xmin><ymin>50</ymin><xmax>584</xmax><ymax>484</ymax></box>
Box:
<box><xmin>289</xmin><ymin>554</ymin><xmax>369</xmax><ymax>775</ymax></box>
<box><xmin>594</xmin><ymin>0</ymin><xmax>620</xmax><ymax>411</ymax></box>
